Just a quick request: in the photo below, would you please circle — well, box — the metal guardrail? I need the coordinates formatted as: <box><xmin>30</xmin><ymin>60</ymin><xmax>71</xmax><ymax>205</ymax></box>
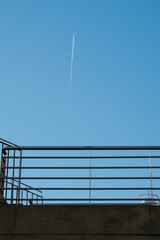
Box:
<box><xmin>3</xmin><ymin>179</ymin><xmax>43</xmax><ymax>205</ymax></box>
<box><xmin>0</xmin><ymin>139</ymin><xmax>43</xmax><ymax>205</ymax></box>
<box><xmin>0</xmin><ymin>141</ymin><xmax>160</xmax><ymax>205</ymax></box>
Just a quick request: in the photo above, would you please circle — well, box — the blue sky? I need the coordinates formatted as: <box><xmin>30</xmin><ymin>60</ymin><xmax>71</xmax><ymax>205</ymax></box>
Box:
<box><xmin>0</xmin><ymin>0</ymin><xmax>160</xmax><ymax>146</ymax></box>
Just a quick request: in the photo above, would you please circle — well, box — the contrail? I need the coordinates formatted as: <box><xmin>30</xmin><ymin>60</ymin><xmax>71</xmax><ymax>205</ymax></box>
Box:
<box><xmin>69</xmin><ymin>34</ymin><xmax>75</xmax><ymax>91</ymax></box>
<box><xmin>66</xmin><ymin>34</ymin><xmax>75</xmax><ymax>141</ymax></box>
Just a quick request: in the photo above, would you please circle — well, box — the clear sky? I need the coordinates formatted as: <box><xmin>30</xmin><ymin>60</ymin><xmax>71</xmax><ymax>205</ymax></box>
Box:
<box><xmin>0</xmin><ymin>0</ymin><xmax>160</xmax><ymax>147</ymax></box>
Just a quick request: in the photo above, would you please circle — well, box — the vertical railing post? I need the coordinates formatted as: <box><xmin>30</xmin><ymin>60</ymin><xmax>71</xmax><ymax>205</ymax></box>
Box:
<box><xmin>0</xmin><ymin>144</ymin><xmax>5</xmax><ymax>204</ymax></box>
<box><xmin>149</xmin><ymin>150</ymin><xmax>153</xmax><ymax>203</ymax></box>
<box><xmin>26</xmin><ymin>190</ymin><xmax>28</xmax><ymax>205</ymax></box>
<box><xmin>16</xmin><ymin>149</ymin><xmax>22</xmax><ymax>205</ymax></box>
<box><xmin>11</xmin><ymin>150</ymin><xmax>16</xmax><ymax>204</ymax></box>
<box><xmin>5</xmin><ymin>150</ymin><xmax>9</xmax><ymax>201</ymax></box>
<box><xmin>0</xmin><ymin>146</ymin><xmax>8</xmax><ymax>204</ymax></box>
<box><xmin>89</xmin><ymin>149</ymin><xmax>92</xmax><ymax>204</ymax></box>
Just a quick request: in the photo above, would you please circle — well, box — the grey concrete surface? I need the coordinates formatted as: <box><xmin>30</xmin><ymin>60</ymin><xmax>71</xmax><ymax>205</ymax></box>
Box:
<box><xmin>0</xmin><ymin>205</ymin><xmax>159</xmax><ymax>239</ymax></box>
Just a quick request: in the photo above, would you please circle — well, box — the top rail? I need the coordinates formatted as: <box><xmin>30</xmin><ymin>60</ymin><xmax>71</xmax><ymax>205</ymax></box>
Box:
<box><xmin>3</xmin><ymin>145</ymin><xmax>160</xmax><ymax>151</ymax></box>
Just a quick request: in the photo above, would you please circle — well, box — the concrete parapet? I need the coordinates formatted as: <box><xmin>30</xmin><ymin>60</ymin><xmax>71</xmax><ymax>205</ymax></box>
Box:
<box><xmin>0</xmin><ymin>205</ymin><xmax>159</xmax><ymax>239</ymax></box>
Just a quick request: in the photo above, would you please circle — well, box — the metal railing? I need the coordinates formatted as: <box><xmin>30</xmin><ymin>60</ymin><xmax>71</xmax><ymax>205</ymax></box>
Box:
<box><xmin>0</xmin><ymin>142</ymin><xmax>160</xmax><ymax>205</ymax></box>
<box><xmin>0</xmin><ymin>139</ymin><xmax>43</xmax><ymax>205</ymax></box>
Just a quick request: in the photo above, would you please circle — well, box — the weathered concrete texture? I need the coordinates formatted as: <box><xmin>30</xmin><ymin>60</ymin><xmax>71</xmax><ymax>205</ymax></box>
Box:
<box><xmin>0</xmin><ymin>206</ymin><xmax>16</xmax><ymax>234</ymax></box>
<box><xmin>0</xmin><ymin>205</ymin><xmax>160</xmax><ymax>240</ymax></box>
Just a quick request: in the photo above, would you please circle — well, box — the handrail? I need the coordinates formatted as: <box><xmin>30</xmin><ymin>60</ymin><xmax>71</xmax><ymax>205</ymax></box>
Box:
<box><xmin>1</xmin><ymin>142</ymin><xmax>160</xmax><ymax>205</ymax></box>
<box><xmin>5</xmin><ymin>179</ymin><xmax>43</xmax><ymax>205</ymax></box>
<box><xmin>2</xmin><ymin>145</ymin><xmax>160</xmax><ymax>151</ymax></box>
<box><xmin>0</xmin><ymin>138</ymin><xmax>20</xmax><ymax>147</ymax></box>
<box><xmin>12</xmin><ymin>178</ymin><xmax>43</xmax><ymax>195</ymax></box>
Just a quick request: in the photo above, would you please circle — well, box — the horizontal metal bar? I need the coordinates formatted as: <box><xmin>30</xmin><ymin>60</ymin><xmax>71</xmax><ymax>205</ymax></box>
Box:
<box><xmin>2</xmin><ymin>177</ymin><xmax>160</xmax><ymax>180</ymax></box>
<box><xmin>3</xmin><ymin>187</ymin><xmax>160</xmax><ymax>190</ymax></box>
<box><xmin>4</xmin><ymin>166</ymin><xmax>160</xmax><ymax>169</ymax></box>
<box><xmin>5</xmin><ymin>155</ymin><xmax>160</xmax><ymax>159</ymax></box>
<box><xmin>3</xmin><ymin>198</ymin><xmax>159</xmax><ymax>201</ymax></box>
<box><xmin>3</xmin><ymin>146</ymin><xmax>160</xmax><ymax>151</ymax></box>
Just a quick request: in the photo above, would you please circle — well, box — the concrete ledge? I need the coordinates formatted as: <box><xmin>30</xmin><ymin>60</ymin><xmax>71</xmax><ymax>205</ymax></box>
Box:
<box><xmin>150</xmin><ymin>206</ymin><xmax>160</xmax><ymax>234</ymax></box>
<box><xmin>0</xmin><ymin>205</ymin><xmax>16</xmax><ymax>234</ymax></box>
<box><xmin>0</xmin><ymin>205</ymin><xmax>160</xmax><ymax>239</ymax></box>
<box><xmin>104</xmin><ymin>205</ymin><xmax>151</xmax><ymax>234</ymax></box>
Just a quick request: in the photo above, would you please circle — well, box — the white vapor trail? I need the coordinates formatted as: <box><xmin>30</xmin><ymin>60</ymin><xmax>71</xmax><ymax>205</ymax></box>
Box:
<box><xmin>70</xmin><ymin>34</ymin><xmax>75</xmax><ymax>91</ymax></box>
<box><xmin>66</xmin><ymin>34</ymin><xmax>75</xmax><ymax>141</ymax></box>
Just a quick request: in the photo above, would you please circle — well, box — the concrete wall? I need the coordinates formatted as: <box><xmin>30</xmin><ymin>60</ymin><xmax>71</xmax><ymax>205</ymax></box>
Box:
<box><xmin>0</xmin><ymin>205</ymin><xmax>160</xmax><ymax>240</ymax></box>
